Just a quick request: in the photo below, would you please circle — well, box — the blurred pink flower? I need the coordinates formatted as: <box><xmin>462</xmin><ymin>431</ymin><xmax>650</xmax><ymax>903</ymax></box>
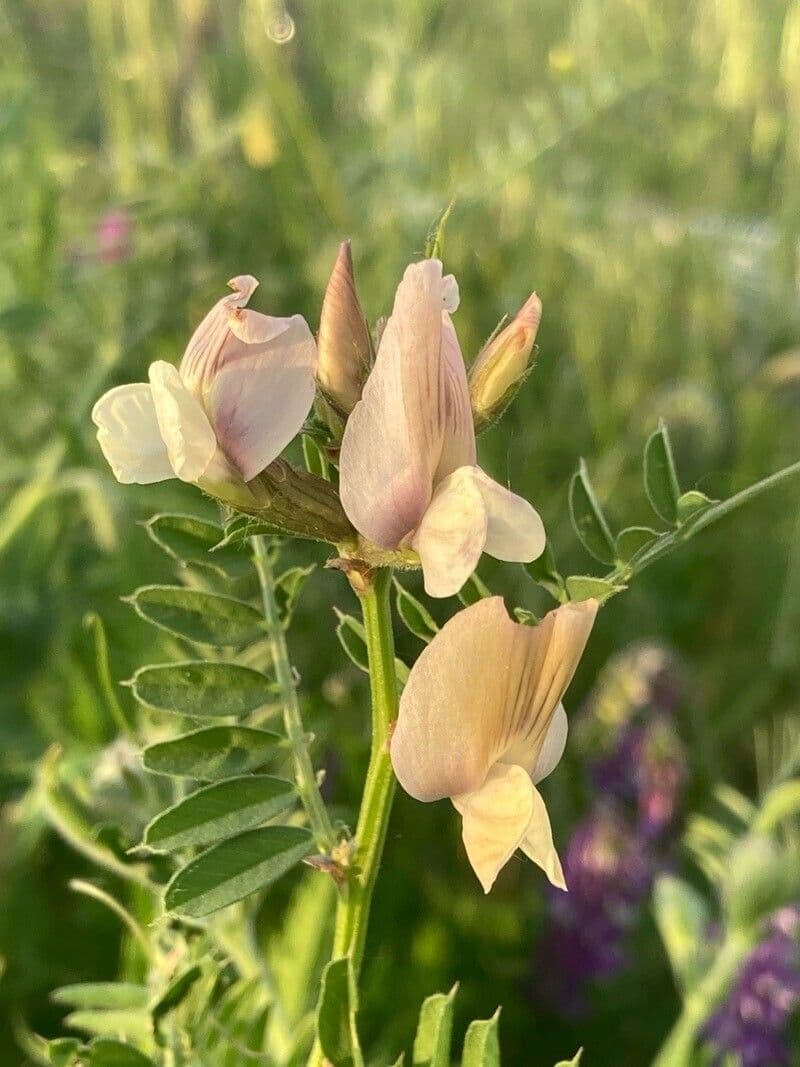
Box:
<box><xmin>339</xmin><ymin>259</ymin><xmax>546</xmax><ymax>597</ymax></box>
<box><xmin>97</xmin><ymin>209</ymin><xmax>133</xmax><ymax>264</ymax></box>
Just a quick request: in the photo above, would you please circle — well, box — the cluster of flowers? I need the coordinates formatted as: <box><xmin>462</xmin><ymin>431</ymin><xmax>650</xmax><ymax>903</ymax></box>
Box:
<box><xmin>92</xmin><ymin>243</ymin><xmax>600</xmax><ymax>893</ymax></box>
<box><xmin>703</xmin><ymin>906</ymin><xmax>800</xmax><ymax>1066</ymax></box>
<box><xmin>537</xmin><ymin>645</ymin><xmax>686</xmax><ymax>1011</ymax></box>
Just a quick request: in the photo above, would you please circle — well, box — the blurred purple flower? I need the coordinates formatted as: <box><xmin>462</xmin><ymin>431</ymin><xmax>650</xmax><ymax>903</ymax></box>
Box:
<box><xmin>539</xmin><ymin>809</ymin><xmax>652</xmax><ymax>1013</ymax></box>
<box><xmin>591</xmin><ymin>715</ymin><xmax>686</xmax><ymax>840</ymax></box>
<box><xmin>703</xmin><ymin>907</ymin><xmax>800</xmax><ymax>1067</ymax></box>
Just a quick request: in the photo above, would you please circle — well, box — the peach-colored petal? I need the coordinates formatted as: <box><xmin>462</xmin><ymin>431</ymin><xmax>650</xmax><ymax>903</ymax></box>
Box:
<box><xmin>208</xmin><ymin>315</ymin><xmax>316</xmax><ymax>481</ymax></box>
<box><xmin>339</xmin><ymin>260</ymin><xmax>449</xmax><ymax>547</ymax></box>
<box><xmin>468</xmin><ymin>468</ymin><xmax>546</xmax><ymax>563</ymax></box>
<box><xmin>520</xmin><ymin>785</ymin><xmax>565</xmax><ymax>890</ymax></box>
<box><xmin>390</xmin><ymin>597</ymin><xmax>597</xmax><ymax>802</ymax></box>
<box><xmin>148</xmin><ymin>361</ymin><xmax>217</xmax><ymax>482</ymax></box>
<box><xmin>434</xmin><ymin>314</ymin><xmax>477</xmax><ymax>483</ymax></box>
<box><xmin>453</xmin><ymin>763</ymin><xmax>537</xmax><ymax>893</ymax></box>
<box><xmin>413</xmin><ymin>467</ymin><xmax>488</xmax><ymax>598</ymax></box>
<box><xmin>91</xmin><ymin>383</ymin><xmax>174</xmax><ymax>484</ymax></box>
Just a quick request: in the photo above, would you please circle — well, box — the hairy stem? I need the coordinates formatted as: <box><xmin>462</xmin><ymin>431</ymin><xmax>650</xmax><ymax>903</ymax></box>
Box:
<box><xmin>252</xmin><ymin>536</ymin><xmax>336</xmax><ymax>853</ymax></box>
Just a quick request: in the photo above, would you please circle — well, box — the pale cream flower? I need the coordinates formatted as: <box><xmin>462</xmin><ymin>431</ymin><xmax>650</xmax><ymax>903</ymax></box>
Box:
<box><xmin>390</xmin><ymin>596</ymin><xmax>598</xmax><ymax>892</ymax></box>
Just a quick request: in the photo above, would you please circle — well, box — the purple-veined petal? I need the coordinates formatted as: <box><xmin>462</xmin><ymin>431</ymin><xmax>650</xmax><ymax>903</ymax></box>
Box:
<box><xmin>148</xmin><ymin>361</ymin><xmax>217</xmax><ymax>482</ymax></box>
<box><xmin>468</xmin><ymin>467</ymin><xmax>546</xmax><ymax>562</ymax></box>
<box><xmin>413</xmin><ymin>466</ymin><xmax>488</xmax><ymax>597</ymax></box>
<box><xmin>91</xmin><ymin>383</ymin><xmax>174</xmax><ymax>484</ymax></box>
<box><xmin>453</xmin><ymin>763</ymin><xmax>538</xmax><ymax>893</ymax></box>
<box><xmin>208</xmin><ymin>315</ymin><xmax>316</xmax><ymax>481</ymax></box>
<box><xmin>179</xmin><ymin>275</ymin><xmax>262</xmax><ymax>392</ymax></box>
<box><xmin>390</xmin><ymin>597</ymin><xmax>597</xmax><ymax>803</ymax></box>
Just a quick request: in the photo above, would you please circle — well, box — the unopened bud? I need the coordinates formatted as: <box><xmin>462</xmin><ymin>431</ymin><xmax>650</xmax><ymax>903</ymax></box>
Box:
<box><xmin>317</xmin><ymin>241</ymin><xmax>373</xmax><ymax>416</ymax></box>
<box><xmin>468</xmin><ymin>292</ymin><xmax>542</xmax><ymax>429</ymax></box>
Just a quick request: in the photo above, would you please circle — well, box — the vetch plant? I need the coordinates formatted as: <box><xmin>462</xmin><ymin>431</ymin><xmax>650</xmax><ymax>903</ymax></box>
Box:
<box><xmin>29</xmin><ymin>216</ymin><xmax>800</xmax><ymax>1066</ymax></box>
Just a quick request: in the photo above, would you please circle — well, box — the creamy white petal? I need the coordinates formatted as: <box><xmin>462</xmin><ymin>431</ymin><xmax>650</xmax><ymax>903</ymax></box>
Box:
<box><xmin>453</xmin><ymin>763</ymin><xmax>537</xmax><ymax>893</ymax></box>
<box><xmin>208</xmin><ymin>315</ymin><xmax>316</xmax><ymax>481</ymax></box>
<box><xmin>468</xmin><ymin>467</ymin><xmax>546</xmax><ymax>562</ymax></box>
<box><xmin>441</xmin><ymin>273</ymin><xmax>460</xmax><ymax>312</ymax></box>
<box><xmin>520</xmin><ymin>784</ymin><xmax>566</xmax><ymax>890</ymax></box>
<box><xmin>531</xmin><ymin>703</ymin><xmax>568</xmax><ymax>783</ymax></box>
<box><xmin>390</xmin><ymin>597</ymin><xmax>597</xmax><ymax>803</ymax></box>
<box><xmin>148</xmin><ymin>361</ymin><xmax>217</xmax><ymax>482</ymax></box>
<box><xmin>91</xmin><ymin>383</ymin><xmax>174</xmax><ymax>484</ymax></box>
<box><xmin>413</xmin><ymin>466</ymin><xmax>487</xmax><ymax>598</ymax></box>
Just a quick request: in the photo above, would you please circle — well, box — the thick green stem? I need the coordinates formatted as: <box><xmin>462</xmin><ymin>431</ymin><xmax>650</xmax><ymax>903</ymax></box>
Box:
<box><xmin>252</xmin><ymin>536</ymin><xmax>336</xmax><ymax>853</ymax></box>
<box><xmin>333</xmin><ymin>569</ymin><xmax>399</xmax><ymax>973</ymax></box>
<box><xmin>308</xmin><ymin>569</ymin><xmax>399</xmax><ymax>1067</ymax></box>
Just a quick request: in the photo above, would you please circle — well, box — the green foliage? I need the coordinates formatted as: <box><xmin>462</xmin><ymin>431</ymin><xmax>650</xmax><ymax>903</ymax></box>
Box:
<box><xmin>164</xmin><ymin>825</ymin><xmax>315</xmax><ymax>918</ymax></box>
<box><xmin>125</xmin><ymin>586</ymin><xmax>265</xmax><ymax>647</ymax></box>
<box><xmin>141</xmin><ymin>775</ymin><xmax>296</xmax><ymax>853</ymax></box>
<box><xmin>569</xmin><ymin>459</ymin><xmax>616</xmax><ymax>564</ymax></box>
<box><xmin>394</xmin><ymin>579</ymin><xmax>439</xmax><ymax>643</ymax></box>
<box><xmin>141</xmin><ymin>726</ymin><xmax>283</xmax><ymax>780</ymax></box>
<box><xmin>643</xmin><ymin>422</ymin><xmax>681</xmax><ymax>525</ymax></box>
<box><xmin>316</xmin><ymin>958</ymin><xmax>363</xmax><ymax>1067</ymax></box>
<box><xmin>128</xmin><ymin>661</ymin><xmax>276</xmax><ymax>719</ymax></box>
<box><xmin>461</xmin><ymin>1010</ymin><xmax>501</xmax><ymax>1067</ymax></box>
<box><xmin>412</xmin><ymin>985</ymin><xmax>458</xmax><ymax>1067</ymax></box>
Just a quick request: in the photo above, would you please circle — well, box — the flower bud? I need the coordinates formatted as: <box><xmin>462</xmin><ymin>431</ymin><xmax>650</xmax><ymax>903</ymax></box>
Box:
<box><xmin>468</xmin><ymin>292</ymin><xmax>542</xmax><ymax>429</ymax></box>
<box><xmin>316</xmin><ymin>241</ymin><xmax>373</xmax><ymax>416</ymax></box>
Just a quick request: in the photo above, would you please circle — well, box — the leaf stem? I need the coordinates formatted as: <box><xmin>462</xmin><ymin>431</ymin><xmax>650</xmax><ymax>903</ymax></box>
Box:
<box><xmin>252</xmin><ymin>536</ymin><xmax>335</xmax><ymax>853</ymax></box>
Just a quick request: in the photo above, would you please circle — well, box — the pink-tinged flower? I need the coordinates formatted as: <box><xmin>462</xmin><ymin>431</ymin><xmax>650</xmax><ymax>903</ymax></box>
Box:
<box><xmin>339</xmin><ymin>260</ymin><xmax>546</xmax><ymax>597</ymax></box>
<box><xmin>92</xmin><ymin>276</ymin><xmax>316</xmax><ymax>505</ymax></box>
<box><xmin>390</xmin><ymin>596</ymin><xmax>598</xmax><ymax>892</ymax></box>
<box><xmin>97</xmin><ymin>209</ymin><xmax>133</xmax><ymax>264</ymax></box>
<box><xmin>469</xmin><ymin>291</ymin><xmax>542</xmax><ymax>427</ymax></box>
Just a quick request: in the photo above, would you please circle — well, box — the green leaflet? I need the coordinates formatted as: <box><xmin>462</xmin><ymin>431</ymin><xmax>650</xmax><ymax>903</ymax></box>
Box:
<box><xmin>128</xmin><ymin>661</ymin><xmax>275</xmax><ymax>719</ymax></box>
<box><xmin>316</xmin><ymin>957</ymin><xmax>363</xmax><ymax>1067</ymax></box>
<box><xmin>125</xmin><ymin>585</ymin><xmax>264</xmax><ymax>647</ymax></box>
<box><xmin>141</xmin><ymin>726</ymin><xmax>283</xmax><ymax>780</ymax></box>
<box><xmin>412</xmin><ymin>985</ymin><xmax>458</xmax><ymax>1067</ymax></box>
<box><xmin>164</xmin><ymin>825</ymin><xmax>314</xmax><ymax>918</ymax></box>
<box><xmin>52</xmin><ymin>984</ymin><xmax>149</xmax><ymax>1011</ymax></box>
<box><xmin>142</xmin><ymin>775</ymin><xmax>296</xmax><ymax>853</ymax></box>
<box><xmin>569</xmin><ymin>459</ymin><xmax>616</xmax><ymax>564</ymax></box>
<box><xmin>644</xmin><ymin>421</ymin><xmax>681</xmax><ymax>525</ymax></box>
<box><xmin>461</xmin><ymin>1009</ymin><xmax>501</xmax><ymax>1066</ymax></box>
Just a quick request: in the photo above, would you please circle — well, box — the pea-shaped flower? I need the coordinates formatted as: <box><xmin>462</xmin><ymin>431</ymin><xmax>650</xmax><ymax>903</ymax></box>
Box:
<box><xmin>92</xmin><ymin>276</ymin><xmax>316</xmax><ymax>505</ymax></box>
<box><xmin>339</xmin><ymin>259</ymin><xmax>545</xmax><ymax>597</ymax></box>
<box><xmin>390</xmin><ymin>596</ymin><xmax>598</xmax><ymax>892</ymax></box>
